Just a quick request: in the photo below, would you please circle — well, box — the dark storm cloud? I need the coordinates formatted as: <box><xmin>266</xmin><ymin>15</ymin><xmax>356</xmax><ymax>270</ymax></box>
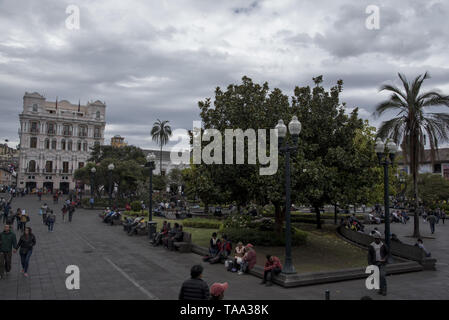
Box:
<box><xmin>1</xmin><ymin>0</ymin><xmax>449</xmax><ymax>149</ymax></box>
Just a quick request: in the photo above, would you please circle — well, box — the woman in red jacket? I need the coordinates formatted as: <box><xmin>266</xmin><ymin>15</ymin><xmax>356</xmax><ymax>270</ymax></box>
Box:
<box><xmin>261</xmin><ymin>255</ymin><xmax>282</xmax><ymax>286</ymax></box>
<box><xmin>239</xmin><ymin>244</ymin><xmax>257</xmax><ymax>275</ymax></box>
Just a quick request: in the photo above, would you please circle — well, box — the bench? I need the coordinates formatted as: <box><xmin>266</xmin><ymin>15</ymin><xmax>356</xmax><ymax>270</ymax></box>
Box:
<box><xmin>174</xmin><ymin>232</ymin><xmax>192</xmax><ymax>253</ymax></box>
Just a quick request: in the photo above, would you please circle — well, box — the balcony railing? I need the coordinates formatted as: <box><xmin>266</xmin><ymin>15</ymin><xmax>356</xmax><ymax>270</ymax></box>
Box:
<box><xmin>47</xmin><ymin>130</ymin><xmax>56</xmax><ymax>135</ymax></box>
<box><xmin>63</xmin><ymin>131</ymin><xmax>73</xmax><ymax>136</ymax></box>
<box><xmin>79</xmin><ymin>132</ymin><xmax>88</xmax><ymax>138</ymax></box>
<box><xmin>29</xmin><ymin>128</ymin><xmax>39</xmax><ymax>134</ymax></box>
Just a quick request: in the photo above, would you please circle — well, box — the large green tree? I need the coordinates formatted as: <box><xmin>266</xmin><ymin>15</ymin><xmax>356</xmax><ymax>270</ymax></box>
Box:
<box><xmin>376</xmin><ymin>72</ymin><xmax>449</xmax><ymax>237</ymax></box>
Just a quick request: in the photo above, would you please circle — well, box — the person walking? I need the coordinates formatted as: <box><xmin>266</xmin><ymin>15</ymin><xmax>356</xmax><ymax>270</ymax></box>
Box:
<box><xmin>68</xmin><ymin>204</ymin><xmax>75</xmax><ymax>223</ymax></box>
<box><xmin>427</xmin><ymin>213</ymin><xmax>437</xmax><ymax>234</ymax></box>
<box><xmin>0</xmin><ymin>224</ymin><xmax>17</xmax><ymax>279</ymax></box>
<box><xmin>19</xmin><ymin>209</ymin><xmax>29</xmax><ymax>233</ymax></box>
<box><xmin>368</xmin><ymin>234</ymin><xmax>389</xmax><ymax>296</ymax></box>
<box><xmin>441</xmin><ymin>210</ymin><xmax>446</xmax><ymax>224</ymax></box>
<box><xmin>61</xmin><ymin>205</ymin><xmax>68</xmax><ymax>222</ymax></box>
<box><xmin>41</xmin><ymin>203</ymin><xmax>48</xmax><ymax>225</ymax></box>
<box><xmin>16</xmin><ymin>227</ymin><xmax>36</xmax><ymax>277</ymax></box>
<box><xmin>2</xmin><ymin>202</ymin><xmax>10</xmax><ymax>224</ymax></box>
<box><xmin>47</xmin><ymin>210</ymin><xmax>56</xmax><ymax>232</ymax></box>
<box><xmin>178</xmin><ymin>265</ymin><xmax>210</xmax><ymax>300</ymax></box>
<box><xmin>15</xmin><ymin>208</ymin><xmax>21</xmax><ymax>231</ymax></box>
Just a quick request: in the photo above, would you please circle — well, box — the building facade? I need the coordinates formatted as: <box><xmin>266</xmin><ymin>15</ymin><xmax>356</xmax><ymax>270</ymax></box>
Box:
<box><xmin>111</xmin><ymin>135</ymin><xmax>127</xmax><ymax>148</ymax></box>
<box><xmin>17</xmin><ymin>92</ymin><xmax>106</xmax><ymax>193</ymax></box>
<box><xmin>397</xmin><ymin>148</ymin><xmax>449</xmax><ymax>180</ymax></box>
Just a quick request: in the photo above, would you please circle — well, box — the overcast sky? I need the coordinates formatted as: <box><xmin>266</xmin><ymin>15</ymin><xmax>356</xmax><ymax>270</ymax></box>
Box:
<box><xmin>1</xmin><ymin>0</ymin><xmax>449</xmax><ymax>150</ymax></box>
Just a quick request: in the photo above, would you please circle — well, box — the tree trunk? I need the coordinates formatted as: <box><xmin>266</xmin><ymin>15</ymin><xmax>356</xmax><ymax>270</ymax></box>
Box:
<box><xmin>160</xmin><ymin>144</ymin><xmax>163</xmax><ymax>175</ymax></box>
<box><xmin>274</xmin><ymin>203</ymin><xmax>284</xmax><ymax>234</ymax></box>
<box><xmin>314</xmin><ymin>205</ymin><xmax>322</xmax><ymax>229</ymax></box>
<box><xmin>411</xmin><ymin>137</ymin><xmax>421</xmax><ymax>238</ymax></box>
<box><xmin>334</xmin><ymin>204</ymin><xmax>337</xmax><ymax>225</ymax></box>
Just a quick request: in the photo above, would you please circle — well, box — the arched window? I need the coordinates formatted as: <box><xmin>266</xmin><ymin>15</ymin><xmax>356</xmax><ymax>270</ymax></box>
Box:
<box><xmin>96</xmin><ymin>111</ymin><xmax>100</xmax><ymax>119</ymax></box>
<box><xmin>28</xmin><ymin>160</ymin><xmax>36</xmax><ymax>173</ymax></box>
<box><xmin>32</xmin><ymin>104</ymin><xmax>38</xmax><ymax>112</ymax></box>
<box><xmin>67</xmin><ymin>140</ymin><xmax>73</xmax><ymax>151</ymax></box>
<box><xmin>83</xmin><ymin>142</ymin><xmax>88</xmax><ymax>152</ymax></box>
<box><xmin>51</xmin><ymin>139</ymin><xmax>57</xmax><ymax>149</ymax></box>
<box><xmin>45</xmin><ymin>138</ymin><xmax>50</xmax><ymax>149</ymax></box>
<box><xmin>77</xmin><ymin>140</ymin><xmax>82</xmax><ymax>151</ymax></box>
<box><xmin>61</xmin><ymin>139</ymin><xmax>66</xmax><ymax>150</ymax></box>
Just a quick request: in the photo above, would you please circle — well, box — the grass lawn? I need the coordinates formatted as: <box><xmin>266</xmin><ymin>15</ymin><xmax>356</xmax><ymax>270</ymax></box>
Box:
<box><xmin>122</xmin><ymin>215</ymin><xmax>367</xmax><ymax>273</ymax></box>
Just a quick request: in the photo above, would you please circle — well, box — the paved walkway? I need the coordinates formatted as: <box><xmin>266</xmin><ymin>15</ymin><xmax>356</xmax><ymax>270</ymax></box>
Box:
<box><xmin>0</xmin><ymin>194</ymin><xmax>447</xmax><ymax>300</ymax></box>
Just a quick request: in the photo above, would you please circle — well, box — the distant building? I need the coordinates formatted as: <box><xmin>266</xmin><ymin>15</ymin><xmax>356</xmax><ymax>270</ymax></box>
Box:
<box><xmin>397</xmin><ymin>148</ymin><xmax>449</xmax><ymax>180</ymax></box>
<box><xmin>17</xmin><ymin>92</ymin><xmax>106</xmax><ymax>193</ymax></box>
<box><xmin>111</xmin><ymin>135</ymin><xmax>127</xmax><ymax>148</ymax></box>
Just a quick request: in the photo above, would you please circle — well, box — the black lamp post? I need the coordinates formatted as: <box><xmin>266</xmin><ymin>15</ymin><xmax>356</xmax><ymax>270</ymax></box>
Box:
<box><xmin>146</xmin><ymin>153</ymin><xmax>156</xmax><ymax>240</ymax></box>
<box><xmin>90</xmin><ymin>167</ymin><xmax>96</xmax><ymax>208</ymax></box>
<box><xmin>108</xmin><ymin>163</ymin><xmax>114</xmax><ymax>208</ymax></box>
<box><xmin>375</xmin><ymin>138</ymin><xmax>397</xmax><ymax>251</ymax></box>
<box><xmin>275</xmin><ymin>115</ymin><xmax>301</xmax><ymax>275</ymax></box>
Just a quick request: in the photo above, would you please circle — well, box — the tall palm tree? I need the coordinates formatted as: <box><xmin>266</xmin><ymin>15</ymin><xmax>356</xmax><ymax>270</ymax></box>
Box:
<box><xmin>151</xmin><ymin>119</ymin><xmax>172</xmax><ymax>175</ymax></box>
<box><xmin>376</xmin><ymin>72</ymin><xmax>449</xmax><ymax>237</ymax></box>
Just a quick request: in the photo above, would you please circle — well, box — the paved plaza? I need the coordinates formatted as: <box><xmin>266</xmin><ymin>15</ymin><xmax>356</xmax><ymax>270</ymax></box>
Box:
<box><xmin>0</xmin><ymin>194</ymin><xmax>448</xmax><ymax>300</ymax></box>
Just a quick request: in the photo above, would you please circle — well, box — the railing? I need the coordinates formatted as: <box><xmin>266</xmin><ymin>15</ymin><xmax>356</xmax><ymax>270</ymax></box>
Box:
<box><xmin>29</xmin><ymin>128</ymin><xmax>39</xmax><ymax>134</ymax></box>
<box><xmin>47</xmin><ymin>130</ymin><xmax>56</xmax><ymax>135</ymax></box>
<box><xmin>63</xmin><ymin>131</ymin><xmax>72</xmax><ymax>136</ymax></box>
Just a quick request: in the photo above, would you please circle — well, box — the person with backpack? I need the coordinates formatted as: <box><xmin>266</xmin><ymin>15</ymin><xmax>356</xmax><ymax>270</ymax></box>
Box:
<box><xmin>16</xmin><ymin>227</ymin><xmax>36</xmax><ymax>277</ymax></box>
<box><xmin>19</xmin><ymin>209</ymin><xmax>29</xmax><ymax>233</ymax></box>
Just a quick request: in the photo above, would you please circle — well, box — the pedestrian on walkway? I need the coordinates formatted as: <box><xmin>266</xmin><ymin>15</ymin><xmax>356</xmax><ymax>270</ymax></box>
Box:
<box><xmin>68</xmin><ymin>205</ymin><xmax>75</xmax><ymax>223</ymax></box>
<box><xmin>178</xmin><ymin>265</ymin><xmax>210</xmax><ymax>300</ymax></box>
<box><xmin>441</xmin><ymin>211</ymin><xmax>446</xmax><ymax>224</ymax></box>
<box><xmin>61</xmin><ymin>205</ymin><xmax>68</xmax><ymax>222</ymax></box>
<box><xmin>15</xmin><ymin>208</ymin><xmax>21</xmax><ymax>231</ymax></box>
<box><xmin>41</xmin><ymin>203</ymin><xmax>48</xmax><ymax>224</ymax></box>
<box><xmin>16</xmin><ymin>227</ymin><xmax>36</xmax><ymax>277</ymax></box>
<box><xmin>427</xmin><ymin>213</ymin><xmax>437</xmax><ymax>234</ymax></box>
<box><xmin>0</xmin><ymin>224</ymin><xmax>17</xmax><ymax>279</ymax></box>
<box><xmin>2</xmin><ymin>202</ymin><xmax>10</xmax><ymax>224</ymax></box>
<box><xmin>47</xmin><ymin>210</ymin><xmax>56</xmax><ymax>232</ymax></box>
<box><xmin>368</xmin><ymin>234</ymin><xmax>389</xmax><ymax>296</ymax></box>
<box><xmin>19</xmin><ymin>209</ymin><xmax>29</xmax><ymax>233</ymax></box>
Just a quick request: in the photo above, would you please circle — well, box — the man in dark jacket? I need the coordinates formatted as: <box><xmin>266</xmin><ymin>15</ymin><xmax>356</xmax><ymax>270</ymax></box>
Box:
<box><xmin>179</xmin><ymin>265</ymin><xmax>210</xmax><ymax>300</ymax></box>
<box><xmin>368</xmin><ymin>234</ymin><xmax>389</xmax><ymax>296</ymax></box>
<box><xmin>0</xmin><ymin>224</ymin><xmax>17</xmax><ymax>279</ymax></box>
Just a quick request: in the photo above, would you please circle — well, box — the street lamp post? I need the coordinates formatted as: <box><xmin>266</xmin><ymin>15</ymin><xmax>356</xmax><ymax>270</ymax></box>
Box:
<box><xmin>90</xmin><ymin>167</ymin><xmax>96</xmax><ymax>209</ymax></box>
<box><xmin>146</xmin><ymin>153</ymin><xmax>156</xmax><ymax>241</ymax></box>
<box><xmin>375</xmin><ymin>138</ymin><xmax>397</xmax><ymax>251</ymax></box>
<box><xmin>108</xmin><ymin>163</ymin><xmax>114</xmax><ymax>208</ymax></box>
<box><xmin>275</xmin><ymin>116</ymin><xmax>301</xmax><ymax>275</ymax></box>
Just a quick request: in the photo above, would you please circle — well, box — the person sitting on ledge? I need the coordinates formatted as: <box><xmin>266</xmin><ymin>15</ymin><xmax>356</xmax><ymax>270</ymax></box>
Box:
<box><xmin>415</xmin><ymin>238</ymin><xmax>431</xmax><ymax>257</ymax></box>
<box><xmin>168</xmin><ymin>225</ymin><xmax>184</xmax><ymax>251</ymax></box>
<box><xmin>153</xmin><ymin>221</ymin><xmax>169</xmax><ymax>246</ymax></box>
<box><xmin>391</xmin><ymin>233</ymin><xmax>402</xmax><ymax>244</ymax></box>
<box><xmin>163</xmin><ymin>223</ymin><xmax>179</xmax><ymax>248</ymax></box>
<box><xmin>238</xmin><ymin>244</ymin><xmax>256</xmax><ymax>275</ymax></box>
<box><xmin>261</xmin><ymin>255</ymin><xmax>282</xmax><ymax>286</ymax></box>
<box><xmin>209</xmin><ymin>234</ymin><xmax>232</xmax><ymax>264</ymax></box>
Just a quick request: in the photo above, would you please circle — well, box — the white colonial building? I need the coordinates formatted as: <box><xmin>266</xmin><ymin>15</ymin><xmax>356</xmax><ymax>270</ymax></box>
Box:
<box><xmin>17</xmin><ymin>92</ymin><xmax>106</xmax><ymax>193</ymax></box>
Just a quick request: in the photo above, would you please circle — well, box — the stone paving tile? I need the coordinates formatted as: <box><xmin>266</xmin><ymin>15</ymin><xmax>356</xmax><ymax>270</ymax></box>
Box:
<box><xmin>1</xmin><ymin>194</ymin><xmax>448</xmax><ymax>300</ymax></box>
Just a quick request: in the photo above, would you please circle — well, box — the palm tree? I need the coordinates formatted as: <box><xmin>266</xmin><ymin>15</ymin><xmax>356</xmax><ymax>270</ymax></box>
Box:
<box><xmin>376</xmin><ymin>72</ymin><xmax>449</xmax><ymax>237</ymax></box>
<box><xmin>151</xmin><ymin>119</ymin><xmax>172</xmax><ymax>175</ymax></box>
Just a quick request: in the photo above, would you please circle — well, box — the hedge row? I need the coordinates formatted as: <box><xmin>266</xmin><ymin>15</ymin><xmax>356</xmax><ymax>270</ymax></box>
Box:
<box><xmin>222</xmin><ymin>227</ymin><xmax>307</xmax><ymax>246</ymax></box>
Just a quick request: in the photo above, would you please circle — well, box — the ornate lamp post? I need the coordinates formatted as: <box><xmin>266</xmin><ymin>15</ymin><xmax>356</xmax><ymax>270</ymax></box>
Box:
<box><xmin>375</xmin><ymin>138</ymin><xmax>397</xmax><ymax>251</ymax></box>
<box><xmin>90</xmin><ymin>167</ymin><xmax>96</xmax><ymax>209</ymax></box>
<box><xmin>146</xmin><ymin>153</ymin><xmax>157</xmax><ymax>241</ymax></box>
<box><xmin>275</xmin><ymin>115</ymin><xmax>301</xmax><ymax>275</ymax></box>
<box><xmin>108</xmin><ymin>163</ymin><xmax>114</xmax><ymax>208</ymax></box>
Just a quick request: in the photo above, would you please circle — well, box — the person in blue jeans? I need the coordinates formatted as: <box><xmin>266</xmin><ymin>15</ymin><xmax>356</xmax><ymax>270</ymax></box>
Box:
<box><xmin>16</xmin><ymin>227</ymin><xmax>36</xmax><ymax>277</ymax></box>
<box><xmin>47</xmin><ymin>210</ymin><xmax>56</xmax><ymax>232</ymax></box>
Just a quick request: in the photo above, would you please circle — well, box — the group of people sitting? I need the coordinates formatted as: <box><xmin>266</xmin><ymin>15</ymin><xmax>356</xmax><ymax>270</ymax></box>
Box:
<box><xmin>122</xmin><ymin>216</ymin><xmax>146</xmax><ymax>235</ymax></box>
<box><xmin>201</xmin><ymin>233</ymin><xmax>283</xmax><ymax>286</ymax></box>
<box><xmin>391</xmin><ymin>210</ymin><xmax>409</xmax><ymax>224</ymax></box>
<box><xmin>341</xmin><ymin>214</ymin><xmax>365</xmax><ymax>232</ymax></box>
<box><xmin>151</xmin><ymin>221</ymin><xmax>185</xmax><ymax>250</ymax></box>
<box><xmin>100</xmin><ymin>207</ymin><xmax>121</xmax><ymax>225</ymax></box>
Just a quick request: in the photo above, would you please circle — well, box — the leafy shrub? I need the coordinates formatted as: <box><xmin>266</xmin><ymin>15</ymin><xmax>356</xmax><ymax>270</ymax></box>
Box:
<box><xmin>183</xmin><ymin>218</ymin><xmax>222</xmax><ymax>229</ymax></box>
<box><xmin>222</xmin><ymin>227</ymin><xmax>307</xmax><ymax>246</ymax></box>
<box><xmin>131</xmin><ymin>200</ymin><xmax>143</xmax><ymax>212</ymax></box>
